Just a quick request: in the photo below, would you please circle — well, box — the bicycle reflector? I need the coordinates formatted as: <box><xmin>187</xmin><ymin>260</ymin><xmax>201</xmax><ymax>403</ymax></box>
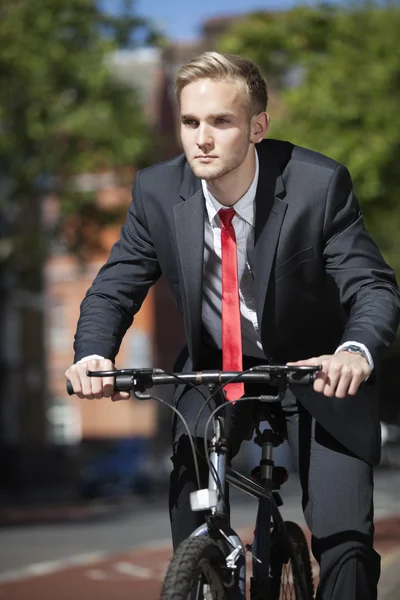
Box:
<box><xmin>190</xmin><ymin>489</ymin><xmax>218</xmax><ymax>511</ymax></box>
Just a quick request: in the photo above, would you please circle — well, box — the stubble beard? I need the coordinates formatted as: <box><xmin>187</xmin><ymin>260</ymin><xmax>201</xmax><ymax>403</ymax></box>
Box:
<box><xmin>190</xmin><ymin>131</ymin><xmax>251</xmax><ymax>182</ymax></box>
<box><xmin>191</xmin><ymin>151</ymin><xmax>247</xmax><ymax>181</ymax></box>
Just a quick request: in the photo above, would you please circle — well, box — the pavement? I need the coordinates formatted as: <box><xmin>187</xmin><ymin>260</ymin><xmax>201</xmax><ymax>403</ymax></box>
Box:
<box><xmin>0</xmin><ymin>468</ymin><xmax>399</xmax><ymax>599</ymax></box>
<box><xmin>0</xmin><ymin>516</ymin><xmax>399</xmax><ymax>599</ymax></box>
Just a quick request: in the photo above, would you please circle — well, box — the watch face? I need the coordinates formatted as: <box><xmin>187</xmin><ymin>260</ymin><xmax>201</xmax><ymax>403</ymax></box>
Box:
<box><xmin>344</xmin><ymin>346</ymin><xmax>368</xmax><ymax>361</ymax></box>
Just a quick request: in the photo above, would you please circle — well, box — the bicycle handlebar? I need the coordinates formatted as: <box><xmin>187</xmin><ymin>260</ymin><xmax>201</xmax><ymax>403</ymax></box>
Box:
<box><xmin>66</xmin><ymin>365</ymin><xmax>321</xmax><ymax>397</ymax></box>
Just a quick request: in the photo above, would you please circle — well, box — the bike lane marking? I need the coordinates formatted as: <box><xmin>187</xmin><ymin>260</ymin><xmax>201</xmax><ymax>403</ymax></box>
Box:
<box><xmin>0</xmin><ymin>547</ymin><xmax>170</xmax><ymax>600</ymax></box>
<box><xmin>0</xmin><ymin>518</ymin><xmax>398</xmax><ymax>599</ymax></box>
<box><xmin>0</xmin><ymin>552</ymin><xmax>106</xmax><ymax>585</ymax></box>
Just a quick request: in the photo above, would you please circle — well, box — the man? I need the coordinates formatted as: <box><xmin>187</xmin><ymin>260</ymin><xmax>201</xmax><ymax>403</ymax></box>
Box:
<box><xmin>66</xmin><ymin>52</ymin><xmax>400</xmax><ymax>599</ymax></box>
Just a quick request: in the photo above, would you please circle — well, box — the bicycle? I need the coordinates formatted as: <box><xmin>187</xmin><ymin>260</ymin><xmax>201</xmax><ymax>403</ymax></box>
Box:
<box><xmin>67</xmin><ymin>364</ymin><xmax>320</xmax><ymax>599</ymax></box>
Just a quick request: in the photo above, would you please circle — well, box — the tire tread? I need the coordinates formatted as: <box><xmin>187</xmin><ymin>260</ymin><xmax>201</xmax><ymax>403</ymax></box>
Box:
<box><xmin>161</xmin><ymin>535</ymin><xmax>227</xmax><ymax>600</ymax></box>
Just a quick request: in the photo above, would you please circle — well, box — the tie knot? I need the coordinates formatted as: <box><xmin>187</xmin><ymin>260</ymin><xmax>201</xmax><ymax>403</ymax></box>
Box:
<box><xmin>219</xmin><ymin>207</ymin><xmax>235</xmax><ymax>229</ymax></box>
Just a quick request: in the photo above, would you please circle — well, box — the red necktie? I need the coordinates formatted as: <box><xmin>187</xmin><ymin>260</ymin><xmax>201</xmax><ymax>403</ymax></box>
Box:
<box><xmin>219</xmin><ymin>208</ymin><xmax>244</xmax><ymax>402</ymax></box>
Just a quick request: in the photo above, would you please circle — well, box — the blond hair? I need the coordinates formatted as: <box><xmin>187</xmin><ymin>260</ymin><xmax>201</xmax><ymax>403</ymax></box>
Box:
<box><xmin>175</xmin><ymin>51</ymin><xmax>268</xmax><ymax>117</ymax></box>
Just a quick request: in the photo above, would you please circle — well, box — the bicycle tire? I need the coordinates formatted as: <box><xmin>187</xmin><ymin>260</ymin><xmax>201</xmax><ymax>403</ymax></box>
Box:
<box><xmin>269</xmin><ymin>521</ymin><xmax>314</xmax><ymax>600</ymax></box>
<box><xmin>160</xmin><ymin>535</ymin><xmax>232</xmax><ymax>600</ymax></box>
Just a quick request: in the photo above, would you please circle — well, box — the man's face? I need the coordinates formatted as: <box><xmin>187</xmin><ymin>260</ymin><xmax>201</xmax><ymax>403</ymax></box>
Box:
<box><xmin>179</xmin><ymin>78</ymin><xmax>252</xmax><ymax>181</ymax></box>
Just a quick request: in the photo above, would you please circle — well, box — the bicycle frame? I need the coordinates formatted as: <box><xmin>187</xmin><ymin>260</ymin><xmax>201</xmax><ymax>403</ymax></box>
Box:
<box><xmin>189</xmin><ymin>402</ymin><xmax>294</xmax><ymax>600</ymax></box>
<box><xmin>70</xmin><ymin>366</ymin><xmax>319</xmax><ymax>599</ymax></box>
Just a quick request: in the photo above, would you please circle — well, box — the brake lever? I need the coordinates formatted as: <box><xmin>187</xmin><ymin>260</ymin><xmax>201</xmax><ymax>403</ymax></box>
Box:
<box><xmin>86</xmin><ymin>369</ymin><xmax>117</xmax><ymax>377</ymax></box>
<box><xmin>134</xmin><ymin>391</ymin><xmax>152</xmax><ymax>400</ymax></box>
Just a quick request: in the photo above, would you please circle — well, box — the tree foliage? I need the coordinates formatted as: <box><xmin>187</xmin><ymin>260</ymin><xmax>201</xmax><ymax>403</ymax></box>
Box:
<box><xmin>219</xmin><ymin>1</ymin><xmax>400</xmax><ymax>275</ymax></box>
<box><xmin>0</xmin><ymin>0</ymin><xmax>157</xmax><ymax>270</ymax></box>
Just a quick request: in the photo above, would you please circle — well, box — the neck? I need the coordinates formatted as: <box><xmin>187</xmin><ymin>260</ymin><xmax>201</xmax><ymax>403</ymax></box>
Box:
<box><xmin>207</xmin><ymin>145</ymin><xmax>256</xmax><ymax>207</ymax></box>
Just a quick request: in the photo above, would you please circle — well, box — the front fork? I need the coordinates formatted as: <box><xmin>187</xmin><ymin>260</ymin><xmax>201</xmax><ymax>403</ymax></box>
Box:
<box><xmin>190</xmin><ymin>415</ymin><xmax>247</xmax><ymax>598</ymax></box>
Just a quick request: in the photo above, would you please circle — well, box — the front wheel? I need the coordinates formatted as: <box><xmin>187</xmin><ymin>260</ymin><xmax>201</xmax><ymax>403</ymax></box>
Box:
<box><xmin>269</xmin><ymin>521</ymin><xmax>314</xmax><ymax>599</ymax></box>
<box><xmin>161</xmin><ymin>535</ymin><xmax>233</xmax><ymax>600</ymax></box>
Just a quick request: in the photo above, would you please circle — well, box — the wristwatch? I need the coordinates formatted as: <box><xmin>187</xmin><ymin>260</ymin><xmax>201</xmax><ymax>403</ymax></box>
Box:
<box><xmin>341</xmin><ymin>344</ymin><xmax>369</xmax><ymax>363</ymax></box>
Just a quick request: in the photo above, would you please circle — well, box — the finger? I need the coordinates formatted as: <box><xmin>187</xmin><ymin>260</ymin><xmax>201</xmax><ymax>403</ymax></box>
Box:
<box><xmin>90</xmin><ymin>370</ymin><xmax>104</xmax><ymax>399</ymax></box>
<box><xmin>287</xmin><ymin>358</ymin><xmax>317</xmax><ymax>366</ymax></box>
<box><xmin>112</xmin><ymin>391</ymin><xmax>131</xmax><ymax>402</ymax></box>
<box><xmin>79</xmin><ymin>361</ymin><xmax>95</xmax><ymax>398</ymax></box>
<box><xmin>311</xmin><ymin>358</ymin><xmax>331</xmax><ymax>394</ymax></box>
<box><xmin>86</xmin><ymin>358</ymin><xmax>110</xmax><ymax>399</ymax></box>
<box><xmin>322</xmin><ymin>361</ymin><xmax>342</xmax><ymax>397</ymax></box>
<box><xmin>102</xmin><ymin>376</ymin><xmax>115</xmax><ymax>398</ymax></box>
<box><xmin>347</xmin><ymin>367</ymin><xmax>366</xmax><ymax>396</ymax></box>
<box><xmin>334</xmin><ymin>366</ymin><xmax>353</xmax><ymax>398</ymax></box>
<box><xmin>313</xmin><ymin>369</ymin><xmax>328</xmax><ymax>394</ymax></box>
<box><xmin>77</xmin><ymin>368</ymin><xmax>94</xmax><ymax>399</ymax></box>
<box><xmin>287</xmin><ymin>355</ymin><xmax>330</xmax><ymax>367</ymax></box>
<box><xmin>66</xmin><ymin>369</ymin><xmax>84</xmax><ymax>400</ymax></box>
<box><xmin>101</xmin><ymin>359</ymin><xmax>115</xmax><ymax>398</ymax></box>
<box><xmin>79</xmin><ymin>359</ymin><xmax>115</xmax><ymax>399</ymax></box>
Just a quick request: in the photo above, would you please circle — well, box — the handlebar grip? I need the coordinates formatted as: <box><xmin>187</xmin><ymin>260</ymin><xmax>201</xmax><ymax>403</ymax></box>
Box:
<box><xmin>288</xmin><ymin>372</ymin><xmax>316</xmax><ymax>385</ymax></box>
<box><xmin>114</xmin><ymin>374</ymin><xmax>136</xmax><ymax>391</ymax></box>
<box><xmin>66</xmin><ymin>374</ymin><xmax>136</xmax><ymax>396</ymax></box>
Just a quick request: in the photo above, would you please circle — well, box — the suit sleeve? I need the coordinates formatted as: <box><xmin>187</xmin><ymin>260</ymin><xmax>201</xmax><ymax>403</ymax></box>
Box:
<box><xmin>73</xmin><ymin>171</ymin><xmax>161</xmax><ymax>362</ymax></box>
<box><xmin>323</xmin><ymin>165</ymin><xmax>400</xmax><ymax>366</ymax></box>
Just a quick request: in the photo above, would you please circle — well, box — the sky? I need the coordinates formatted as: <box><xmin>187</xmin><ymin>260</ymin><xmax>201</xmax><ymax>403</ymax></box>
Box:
<box><xmin>102</xmin><ymin>0</ymin><xmax>345</xmax><ymax>42</ymax></box>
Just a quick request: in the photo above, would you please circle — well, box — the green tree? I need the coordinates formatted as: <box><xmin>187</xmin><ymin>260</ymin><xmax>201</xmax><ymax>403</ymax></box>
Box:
<box><xmin>0</xmin><ymin>0</ymin><xmax>157</xmax><ymax>444</ymax></box>
<box><xmin>219</xmin><ymin>1</ymin><xmax>400</xmax><ymax>275</ymax></box>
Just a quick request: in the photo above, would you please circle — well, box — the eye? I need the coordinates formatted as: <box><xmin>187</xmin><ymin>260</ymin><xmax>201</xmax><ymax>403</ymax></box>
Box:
<box><xmin>182</xmin><ymin>118</ymin><xmax>198</xmax><ymax>127</ymax></box>
<box><xmin>215</xmin><ymin>117</ymin><xmax>230</xmax><ymax>124</ymax></box>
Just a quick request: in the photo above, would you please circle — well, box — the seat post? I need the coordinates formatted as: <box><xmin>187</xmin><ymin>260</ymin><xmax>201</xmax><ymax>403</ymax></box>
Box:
<box><xmin>254</xmin><ymin>428</ymin><xmax>284</xmax><ymax>490</ymax></box>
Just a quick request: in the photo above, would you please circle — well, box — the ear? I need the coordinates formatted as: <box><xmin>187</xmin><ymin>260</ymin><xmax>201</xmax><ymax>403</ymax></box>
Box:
<box><xmin>251</xmin><ymin>112</ymin><xmax>270</xmax><ymax>143</ymax></box>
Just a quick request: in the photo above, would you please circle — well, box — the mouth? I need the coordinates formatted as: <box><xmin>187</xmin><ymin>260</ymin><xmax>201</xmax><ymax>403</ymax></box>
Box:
<box><xmin>195</xmin><ymin>155</ymin><xmax>217</xmax><ymax>162</ymax></box>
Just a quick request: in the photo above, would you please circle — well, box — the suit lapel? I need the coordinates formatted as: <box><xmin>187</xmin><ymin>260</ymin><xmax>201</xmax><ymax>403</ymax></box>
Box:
<box><xmin>251</xmin><ymin>142</ymin><xmax>288</xmax><ymax>328</ymax></box>
<box><xmin>173</xmin><ymin>166</ymin><xmax>204</xmax><ymax>363</ymax></box>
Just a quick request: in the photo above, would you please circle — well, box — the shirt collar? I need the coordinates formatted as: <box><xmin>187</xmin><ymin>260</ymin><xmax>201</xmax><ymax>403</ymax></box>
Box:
<box><xmin>201</xmin><ymin>147</ymin><xmax>259</xmax><ymax>228</ymax></box>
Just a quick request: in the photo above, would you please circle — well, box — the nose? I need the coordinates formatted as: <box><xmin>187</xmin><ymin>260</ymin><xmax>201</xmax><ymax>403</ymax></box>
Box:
<box><xmin>196</xmin><ymin>124</ymin><xmax>214</xmax><ymax>151</ymax></box>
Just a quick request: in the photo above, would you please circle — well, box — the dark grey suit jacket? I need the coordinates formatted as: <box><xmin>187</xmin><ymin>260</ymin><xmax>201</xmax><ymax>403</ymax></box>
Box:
<box><xmin>74</xmin><ymin>139</ymin><xmax>400</xmax><ymax>465</ymax></box>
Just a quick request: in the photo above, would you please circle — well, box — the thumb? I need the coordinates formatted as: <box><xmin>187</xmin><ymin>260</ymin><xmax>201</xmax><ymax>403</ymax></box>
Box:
<box><xmin>111</xmin><ymin>391</ymin><xmax>131</xmax><ymax>402</ymax></box>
